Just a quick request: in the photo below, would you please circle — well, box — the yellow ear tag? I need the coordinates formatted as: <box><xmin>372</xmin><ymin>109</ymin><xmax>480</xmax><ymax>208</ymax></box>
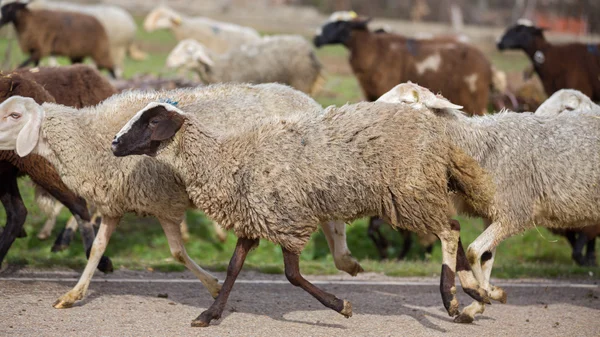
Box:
<box><xmin>412</xmin><ymin>90</ymin><xmax>419</xmax><ymax>102</ymax></box>
<box><xmin>172</xmin><ymin>17</ymin><xmax>182</xmax><ymax>25</ymax></box>
<box><xmin>349</xmin><ymin>11</ymin><xmax>357</xmax><ymax>18</ymax></box>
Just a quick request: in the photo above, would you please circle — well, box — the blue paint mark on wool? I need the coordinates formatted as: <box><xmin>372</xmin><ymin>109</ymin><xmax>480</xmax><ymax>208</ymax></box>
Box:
<box><xmin>158</xmin><ymin>98</ymin><xmax>179</xmax><ymax>106</ymax></box>
<box><xmin>587</xmin><ymin>44</ymin><xmax>600</xmax><ymax>56</ymax></box>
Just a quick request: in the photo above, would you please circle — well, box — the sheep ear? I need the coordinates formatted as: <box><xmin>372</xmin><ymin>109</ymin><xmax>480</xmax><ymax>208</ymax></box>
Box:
<box><xmin>426</xmin><ymin>96</ymin><xmax>463</xmax><ymax>110</ymax></box>
<box><xmin>151</xmin><ymin>113</ymin><xmax>185</xmax><ymax>141</ymax></box>
<box><xmin>16</xmin><ymin>101</ymin><xmax>44</xmax><ymax>157</ymax></box>
<box><xmin>194</xmin><ymin>49</ymin><xmax>214</xmax><ymax>67</ymax></box>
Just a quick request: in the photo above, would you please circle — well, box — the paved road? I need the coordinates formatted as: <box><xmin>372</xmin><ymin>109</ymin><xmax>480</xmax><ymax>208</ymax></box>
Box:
<box><xmin>0</xmin><ymin>268</ymin><xmax>598</xmax><ymax>336</ymax></box>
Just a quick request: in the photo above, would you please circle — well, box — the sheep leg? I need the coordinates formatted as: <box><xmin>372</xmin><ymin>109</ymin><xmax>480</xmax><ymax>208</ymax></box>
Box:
<box><xmin>191</xmin><ymin>237</ymin><xmax>258</xmax><ymax>327</ymax></box>
<box><xmin>584</xmin><ymin>238</ymin><xmax>596</xmax><ymax>266</ymax></box>
<box><xmin>455</xmin><ymin>236</ymin><xmax>489</xmax><ymax>303</ymax></box>
<box><xmin>0</xmin><ymin>167</ymin><xmax>27</xmax><ymax>266</ymax></box>
<box><xmin>160</xmin><ymin>217</ymin><xmax>221</xmax><ymax>299</ymax></box>
<box><xmin>397</xmin><ymin>229</ymin><xmax>413</xmax><ymax>260</ymax></box>
<box><xmin>212</xmin><ymin>222</ymin><xmax>228</xmax><ymax>243</ymax></box>
<box><xmin>572</xmin><ymin>232</ymin><xmax>589</xmax><ymax>266</ymax></box>
<box><xmin>18</xmin><ymin>56</ymin><xmax>34</xmax><ymax>68</ymax></box>
<box><xmin>437</xmin><ymin>223</ymin><xmax>461</xmax><ymax>317</ymax></box>
<box><xmin>179</xmin><ymin>217</ymin><xmax>190</xmax><ymax>243</ymax></box>
<box><xmin>282</xmin><ymin>247</ymin><xmax>352</xmax><ymax>317</ymax></box>
<box><xmin>321</xmin><ymin>220</ymin><xmax>363</xmax><ymax>276</ymax></box>
<box><xmin>37</xmin><ymin>200</ymin><xmax>63</xmax><ymax>240</ymax></box>
<box><xmin>53</xmin><ymin>215</ymin><xmax>119</xmax><ymax>309</ymax></box>
<box><xmin>51</xmin><ymin>215</ymin><xmax>78</xmax><ymax>252</ymax></box>
<box><xmin>77</xmin><ymin>214</ymin><xmax>113</xmax><ymax>274</ymax></box>
<box><xmin>367</xmin><ymin>216</ymin><xmax>389</xmax><ymax>259</ymax></box>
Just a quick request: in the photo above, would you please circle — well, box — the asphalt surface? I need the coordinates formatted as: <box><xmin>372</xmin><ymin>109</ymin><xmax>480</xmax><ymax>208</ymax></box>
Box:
<box><xmin>0</xmin><ymin>268</ymin><xmax>598</xmax><ymax>337</ymax></box>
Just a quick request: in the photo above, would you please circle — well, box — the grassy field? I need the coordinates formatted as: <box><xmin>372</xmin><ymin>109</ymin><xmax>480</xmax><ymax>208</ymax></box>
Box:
<box><xmin>0</xmin><ymin>20</ymin><xmax>597</xmax><ymax>279</ymax></box>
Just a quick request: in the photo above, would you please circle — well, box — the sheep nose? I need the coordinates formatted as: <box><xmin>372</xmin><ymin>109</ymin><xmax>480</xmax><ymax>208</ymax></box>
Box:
<box><xmin>111</xmin><ymin>138</ymin><xmax>120</xmax><ymax>151</ymax></box>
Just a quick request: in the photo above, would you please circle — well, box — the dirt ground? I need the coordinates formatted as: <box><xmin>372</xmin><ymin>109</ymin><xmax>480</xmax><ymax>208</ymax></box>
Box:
<box><xmin>0</xmin><ymin>268</ymin><xmax>598</xmax><ymax>336</ymax></box>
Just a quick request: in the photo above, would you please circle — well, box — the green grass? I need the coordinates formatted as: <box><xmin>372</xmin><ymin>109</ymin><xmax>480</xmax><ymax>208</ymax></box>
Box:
<box><xmin>0</xmin><ymin>20</ymin><xmax>598</xmax><ymax>279</ymax></box>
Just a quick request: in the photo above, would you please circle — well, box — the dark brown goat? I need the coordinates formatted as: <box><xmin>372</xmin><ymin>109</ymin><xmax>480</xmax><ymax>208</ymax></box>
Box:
<box><xmin>498</xmin><ymin>20</ymin><xmax>600</xmax><ymax>101</ymax></box>
<box><xmin>314</xmin><ymin>15</ymin><xmax>493</xmax><ymax>115</ymax></box>
<box><xmin>0</xmin><ymin>65</ymin><xmax>115</xmax><ymax>271</ymax></box>
<box><xmin>0</xmin><ymin>2</ymin><xmax>115</xmax><ymax>77</ymax></box>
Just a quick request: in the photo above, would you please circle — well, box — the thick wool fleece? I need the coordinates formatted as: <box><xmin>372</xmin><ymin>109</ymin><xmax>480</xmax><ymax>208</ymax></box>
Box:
<box><xmin>438</xmin><ymin>109</ymin><xmax>600</xmax><ymax>233</ymax></box>
<box><xmin>36</xmin><ymin>83</ymin><xmax>322</xmax><ymax>221</ymax></box>
<box><xmin>159</xmin><ymin>102</ymin><xmax>494</xmax><ymax>254</ymax></box>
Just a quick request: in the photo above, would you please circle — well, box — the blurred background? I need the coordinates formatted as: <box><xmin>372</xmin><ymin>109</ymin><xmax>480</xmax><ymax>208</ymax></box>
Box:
<box><xmin>0</xmin><ymin>0</ymin><xmax>598</xmax><ymax>279</ymax></box>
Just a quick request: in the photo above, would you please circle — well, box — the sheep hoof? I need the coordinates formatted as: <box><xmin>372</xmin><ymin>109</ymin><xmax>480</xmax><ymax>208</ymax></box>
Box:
<box><xmin>340</xmin><ymin>300</ymin><xmax>353</xmax><ymax>318</ymax></box>
<box><xmin>335</xmin><ymin>254</ymin><xmax>364</xmax><ymax>276</ymax></box>
<box><xmin>447</xmin><ymin>299</ymin><xmax>460</xmax><ymax>317</ymax></box>
<box><xmin>53</xmin><ymin>298</ymin><xmax>75</xmax><ymax>309</ymax></box>
<box><xmin>454</xmin><ymin>313</ymin><xmax>474</xmax><ymax>324</ymax></box>
<box><xmin>190</xmin><ymin>319</ymin><xmax>210</xmax><ymax>328</ymax></box>
<box><xmin>191</xmin><ymin>309</ymin><xmax>220</xmax><ymax>327</ymax></box>
<box><xmin>490</xmin><ymin>286</ymin><xmax>507</xmax><ymax>304</ymax></box>
<box><xmin>37</xmin><ymin>232</ymin><xmax>50</xmax><ymax>240</ymax></box>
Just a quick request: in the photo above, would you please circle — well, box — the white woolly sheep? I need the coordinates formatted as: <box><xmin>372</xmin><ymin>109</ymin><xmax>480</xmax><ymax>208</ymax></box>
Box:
<box><xmin>166</xmin><ymin>36</ymin><xmax>324</xmax><ymax>95</ymax></box>
<box><xmin>111</xmin><ymin>87</ymin><xmax>495</xmax><ymax>326</ymax></box>
<box><xmin>378</xmin><ymin>82</ymin><xmax>600</xmax><ymax>323</ymax></box>
<box><xmin>0</xmin><ymin>83</ymin><xmax>364</xmax><ymax>311</ymax></box>
<box><xmin>143</xmin><ymin>5</ymin><xmax>260</xmax><ymax>53</ymax></box>
<box><xmin>0</xmin><ymin>0</ymin><xmax>115</xmax><ymax>77</ymax></box>
<box><xmin>28</xmin><ymin>0</ymin><xmax>147</xmax><ymax>77</ymax></box>
<box><xmin>535</xmin><ymin>89</ymin><xmax>599</xmax><ymax>116</ymax></box>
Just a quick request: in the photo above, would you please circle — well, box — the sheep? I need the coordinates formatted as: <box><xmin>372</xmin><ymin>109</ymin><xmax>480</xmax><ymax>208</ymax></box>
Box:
<box><xmin>313</xmin><ymin>11</ymin><xmax>495</xmax><ymax>115</ymax></box>
<box><xmin>166</xmin><ymin>37</ymin><xmax>324</xmax><ymax>95</ymax></box>
<box><xmin>497</xmin><ymin>19</ymin><xmax>600</xmax><ymax>101</ymax></box>
<box><xmin>27</xmin><ymin>0</ymin><xmax>147</xmax><ymax>77</ymax></box>
<box><xmin>143</xmin><ymin>5</ymin><xmax>260</xmax><ymax>54</ymax></box>
<box><xmin>0</xmin><ymin>65</ymin><xmax>115</xmax><ymax>271</ymax></box>
<box><xmin>0</xmin><ymin>0</ymin><xmax>116</xmax><ymax>78</ymax></box>
<box><xmin>535</xmin><ymin>88</ymin><xmax>599</xmax><ymax>116</ymax></box>
<box><xmin>378</xmin><ymin>82</ymin><xmax>600</xmax><ymax>323</ymax></box>
<box><xmin>110</xmin><ymin>85</ymin><xmax>495</xmax><ymax>326</ymax></box>
<box><xmin>0</xmin><ymin>83</ymin><xmax>368</xmax><ymax>310</ymax></box>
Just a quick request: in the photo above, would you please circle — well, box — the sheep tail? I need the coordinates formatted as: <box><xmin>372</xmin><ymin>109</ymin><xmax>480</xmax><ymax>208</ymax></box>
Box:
<box><xmin>447</xmin><ymin>144</ymin><xmax>495</xmax><ymax>216</ymax></box>
<box><xmin>309</xmin><ymin>51</ymin><xmax>326</xmax><ymax>96</ymax></box>
<box><xmin>128</xmin><ymin>44</ymin><xmax>148</xmax><ymax>61</ymax></box>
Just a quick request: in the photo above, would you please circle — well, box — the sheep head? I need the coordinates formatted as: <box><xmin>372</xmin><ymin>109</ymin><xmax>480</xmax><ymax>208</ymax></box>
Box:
<box><xmin>313</xmin><ymin>11</ymin><xmax>371</xmax><ymax>48</ymax></box>
<box><xmin>0</xmin><ymin>95</ymin><xmax>44</xmax><ymax>157</ymax></box>
<box><xmin>535</xmin><ymin>89</ymin><xmax>599</xmax><ymax>117</ymax></box>
<box><xmin>497</xmin><ymin>19</ymin><xmax>546</xmax><ymax>51</ymax></box>
<box><xmin>0</xmin><ymin>0</ymin><xmax>29</xmax><ymax>27</ymax></box>
<box><xmin>166</xmin><ymin>39</ymin><xmax>214</xmax><ymax>71</ymax></box>
<box><xmin>377</xmin><ymin>82</ymin><xmax>463</xmax><ymax>110</ymax></box>
<box><xmin>112</xmin><ymin>102</ymin><xmax>186</xmax><ymax>157</ymax></box>
<box><xmin>144</xmin><ymin>6</ymin><xmax>182</xmax><ymax>32</ymax></box>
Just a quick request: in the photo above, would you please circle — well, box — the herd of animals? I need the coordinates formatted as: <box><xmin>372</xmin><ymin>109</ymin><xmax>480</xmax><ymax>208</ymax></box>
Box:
<box><xmin>0</xmin><ymin>0</ymin><xmax>599</xmax><ymax>328</ymax></box>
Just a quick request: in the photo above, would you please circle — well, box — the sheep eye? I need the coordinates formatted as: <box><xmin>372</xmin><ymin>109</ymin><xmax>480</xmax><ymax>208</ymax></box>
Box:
<box><xmin>9</xmin><ymin>112</ymin><xmax>21</xmax><ymax>119</ymax></box>
<box><xmin>149</xmin><ymin>119</ymin><xmax>160</xmax><ymax>126</ymax></box>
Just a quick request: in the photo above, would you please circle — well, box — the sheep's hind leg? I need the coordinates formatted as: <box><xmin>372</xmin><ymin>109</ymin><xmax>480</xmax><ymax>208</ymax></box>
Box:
<box><xmin>455</xmin><ymin>236</ymin><xmax>489</xmax><ymax>303</ymax></box>
<box><xmin>53</xmin><ymin>215</ymin><xmax>119</xmax><ymax>309</ymax></box>
<box><xmin>160</xmin><ymin>217</ymin><xmax>221</xmax><ymax>299</ymax></box>
<box><xmin>321</xmin><ymin>220</ymin><xmax>363</xmax><ymax>276</ymax></box>
<box><xmin>192</xmin><ymin>237</ymin><xmax>258</xmax><ymax>327</ymax></box>
<box><xmin>0</xmin><ymin>167</ymin><xmax>27</xmax><ymax>266</ymax></box>
<box><xmin>282</xmin><ymin>246</ymin><xmax>352</xmax><ymax>317</ymax></box>
<box><xmin>368</xmin><ymin>216</ymin><xmax>390</xmax><ymax>259</ymax></box>
<box><xmin>51</xmin><ymin>215</ymin><xmax>78</xmax><ymax>252</ymax></box>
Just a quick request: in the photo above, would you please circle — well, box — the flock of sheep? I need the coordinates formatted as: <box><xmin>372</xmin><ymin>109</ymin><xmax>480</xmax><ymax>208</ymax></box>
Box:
<box><xmin>0</xmin><ymin>0</ymin><xmax>599</xmax><ymax>328</ymax></box>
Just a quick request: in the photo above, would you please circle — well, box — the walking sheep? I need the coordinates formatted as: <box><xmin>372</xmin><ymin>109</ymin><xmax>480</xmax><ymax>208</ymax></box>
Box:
<box><xmin>378</xmin><ymin>82</ymin><xmax>600</xmax><ymax>323</ymax></box>
<box><xmin>313</xmin><ymin>11</ymin><xmax>494</xmax><ymax>115</ymax></box>
<box><xmin>110</xmin><ymin>89</ymin><xmax>495</xmax><ymax>326</ymax></box>
<box><xmin>497</xmin><ymin>19</ymin><xmax>600</xmax><ymax>101</ymax></box>
<box><xmin>0</xmin><ymin>0</ymin><xmax>116</xmax><ymax>77</ymax></box>
<box><xmin>0</xmin><ymin>65</ymin><xmax>115</xmax><ymax>271</ymax></box>
<box><xmin>166</xmin><ymin>36</ymin><xmax>325</xmax><ymax>95</ymax></box>
<box><xmin>0</xmin><ymin>83</ymin><xmax>364</xmax><ymax>311</ymax></box>
<box><xmin>143</xmin><ymin>5</ymin><xmax>260</xmax><ymax>53</ymax></box>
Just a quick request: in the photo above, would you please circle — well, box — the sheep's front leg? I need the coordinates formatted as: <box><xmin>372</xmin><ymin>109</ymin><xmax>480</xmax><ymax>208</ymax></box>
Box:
<box><xmin>282</xmin><ymin>247</ymin><xmax>352</xmax><ymax>317</ymax></box>
<box><xmin>0</xmin><ymin>167</ymin><xmax>27</xmax><ymax>266</ymax></box>
<box><xmin>192</xmin><ymin>237</ymin><xmax>258</xmax><ymax>327</ymax></box>
<box><xmin>437</xmin><ymin>223</ymin><xmax>461</xmax><ymax>317</ymax></box>
<box><xmin>53</xmin><ymin>215</ymin><xmax>119</xmax><ymax>309</ymax></box>
<box><xmin>160</xmin><ymin>217</ymin><xmax>221</xmax><ymax>298</ymax></box>
<box><xmin>321</xmin><ymin>220</ymin><xmax>363</xmax><ymax>276</ymax></box>
<box><xmin>51</xmin><ymin>216</ymin><xmax>78</xmax><ymax>252</ymax></box>
<box><xmin>455</xmin><ymin>236</ymin><xmax>490</xmax><ymax>304</ymax></box>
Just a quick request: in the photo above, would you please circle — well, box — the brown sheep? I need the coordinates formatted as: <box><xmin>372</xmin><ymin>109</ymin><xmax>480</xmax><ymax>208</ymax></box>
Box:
<box><xmin>497</xmin><ymin>20</ymin><xmax>600</xmax><ymax>101</ymax></box>
<box><xmin>0</xmin><ymin>1</ymin><xmax>116</xmax><ymax>78</ymax></box>
<box><xmin>313</xmin><ymin>12</ymin><xmax>493</xmax><ymax>115</ymax></box>
<box><xmin>0</xmin><ymin>65</ymin><xmax>115</xmax><ymax>271</ymax></box>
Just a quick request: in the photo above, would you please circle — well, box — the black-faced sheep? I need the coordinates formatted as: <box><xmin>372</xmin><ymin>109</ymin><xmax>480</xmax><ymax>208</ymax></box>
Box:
<box><xmin>111</xmin><ymin>88</ymin><xmax>495</xmax><ymax>327</ymax></box>
<box><xmin>0</xmin><ymin>1</ymin><xmax>115</xmax><ymax>77</ymax></box>
<box><xmin>0</xmin><ymin>65</ymin><xmax>115</xmax><ymax>271</ymax></box>
<box><xmin>313</xmin><ymin>11</ymin><xmax>494</xmax><ymax>115</ymax></box>
<box><xmin>497</xmin><ymin>19</ymin><xmax>600</xmax><ymax>101</ymax></box>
